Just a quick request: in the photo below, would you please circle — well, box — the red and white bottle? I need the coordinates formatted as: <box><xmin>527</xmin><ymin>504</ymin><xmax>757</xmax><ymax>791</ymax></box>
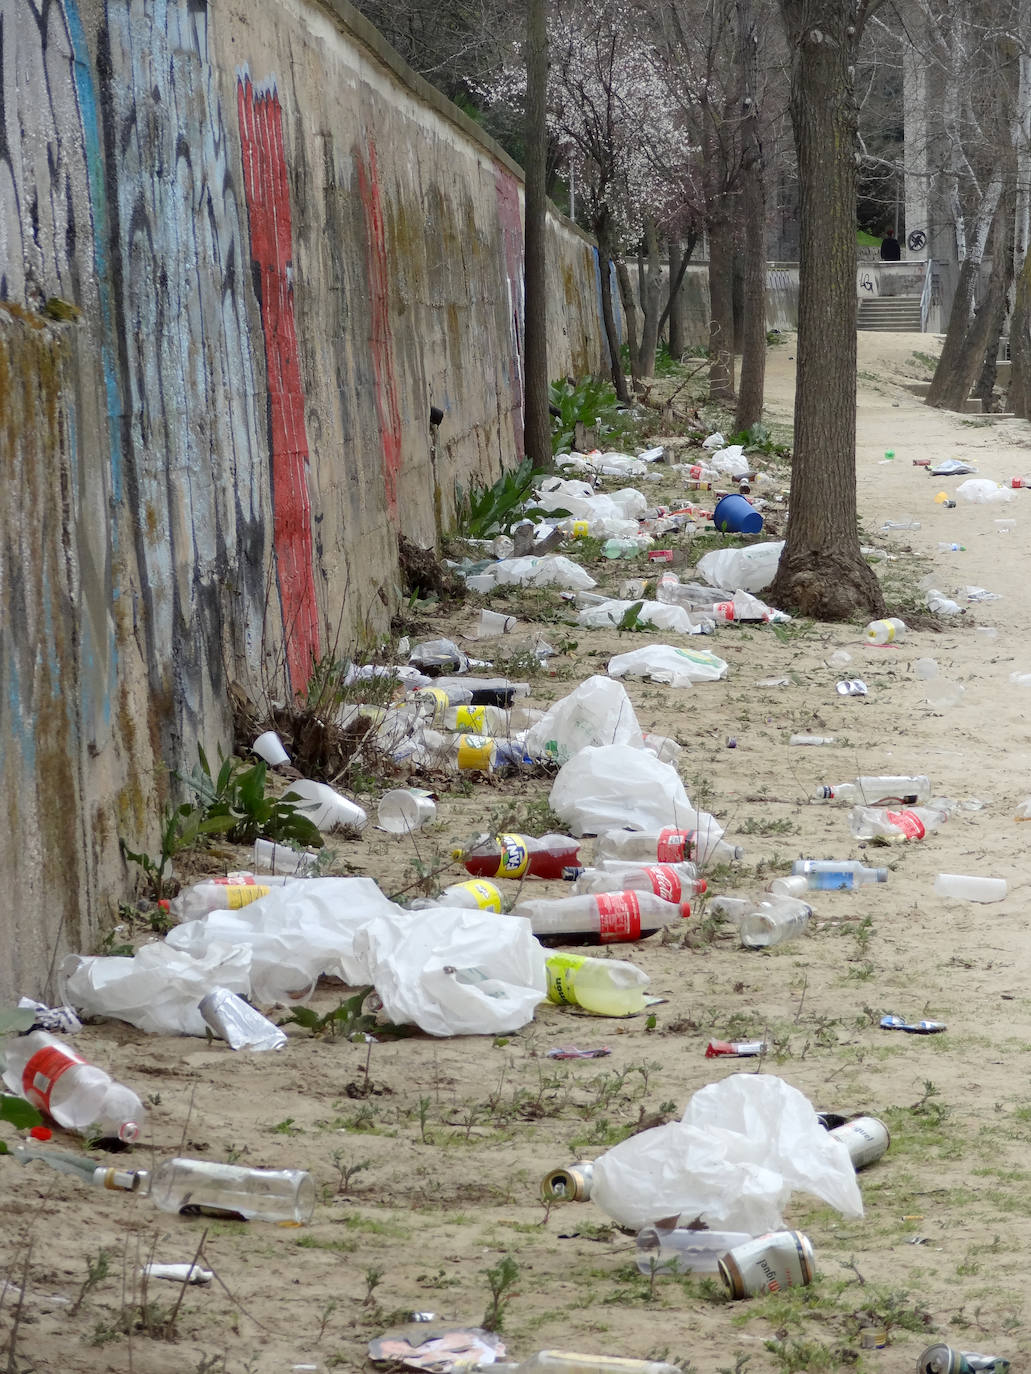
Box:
<box><xmin>455</xmin><ymin>833</ymin><xmax>581</xmax><ymax>880</ymax></box>
<box><xmin>1</xmin><ymin>1030</ymin><xmax>144</xmax><ymax>1142</ymax></box>
<box><xmin>510</xmin><ymin>890</ymin><xmax>690</xmax><ymax>945</ymax></box>
<box><xmin>847</xmin><ymin>805</ymin><xmax>948</xmax><ymax>841</ymax></box>
<box><xmin>570</xmin><ymin>863</ymin><xmax>706</xmax><ymax>904</ymax></box>
<box><xmin>595</xmin><ymin>824</ymin><xmax>743</xmax><ymax>866</ymax></box>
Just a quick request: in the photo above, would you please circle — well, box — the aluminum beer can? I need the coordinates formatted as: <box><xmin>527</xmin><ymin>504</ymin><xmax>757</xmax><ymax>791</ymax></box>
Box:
<box><xmin>917</xmin><ymin>1346</ymin><xmax>1010</xmax><ymax>1374</ymax></box>
<box><xmin>717</xmin><ymin>1230</ymin><xmax>815</xmax><ymax>1298</ymax></box>
<box><xmin>540</xmin><ymin>1162</ymin><xmax>594</xmax><ymax>1202</ymax></box>
<box><xmin>829</xmin><ymin>1116</ymin><xmax>890</xmax><ymax>1171</ymax></box>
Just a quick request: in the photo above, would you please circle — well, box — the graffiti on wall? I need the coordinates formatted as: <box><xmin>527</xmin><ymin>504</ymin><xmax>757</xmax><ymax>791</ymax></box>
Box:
<box><xmin>237</xmin><ymin>73</ymin><xmax>320</xmax><ymax>692</ymax></box>
<box><xmin>355</xmin><ymin>142</ymin><xmax>403</xmax><ymax>518</ymax></box>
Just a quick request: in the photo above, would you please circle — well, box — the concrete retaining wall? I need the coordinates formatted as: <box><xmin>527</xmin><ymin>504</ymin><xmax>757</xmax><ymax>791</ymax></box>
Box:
<box><xmin>0</xmin><ymin>0</ymin><xmax>607</xmax><ymax>998</ymax></box>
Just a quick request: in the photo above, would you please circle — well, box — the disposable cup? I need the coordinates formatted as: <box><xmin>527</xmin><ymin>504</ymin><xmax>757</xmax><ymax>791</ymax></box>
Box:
<box><xmin>252</xmin><ymin>731</ymin><xmax>290</xmax><ymax>766</ymax></box>
<box><xmin>475</xmin><ymin>609</ymin><xmax>517</xmax><ymax>638</ymax></box>
<box><xmin>287</xmin><ymin>779</ymin><xmax>368</xmax><ymax>832</ymax></box>
<box><xmin>378</xmin><ymin>789</ymin><xmax>436</xmax><ymax>834</ymax></box>
<box><xmin>934</xmin><ymin>873</ymin><xmax>1007</xmax><ymax>903</ymax></box>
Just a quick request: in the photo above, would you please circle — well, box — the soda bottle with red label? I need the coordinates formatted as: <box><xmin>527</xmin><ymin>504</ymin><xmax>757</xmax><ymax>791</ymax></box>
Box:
<box><xmin>511</xmin><ymin>890</ymin><xmax>690</xmax><ymax>945</ymax></box>
<box><xmin>1</xmin><ymin>1030</ymin><xmax>144</xmax><ymax>1142</ymax></box>
<box><xmin>595</xmin><ymin>825</ymin><xmax>743</xmax><ymax>866</ymax></box>
<box><xmin>454</xmin><ymin>832</ymin><xmax>582</xmax><ymax>880</ymax></box>
<box><xmin>847</xmin><ymin>805</ymin><xmax>948</xmax><ymax>841</ymax></box>
<box><xmin>569</xmin><ymin>864</ymin><xmax>707</xmax><ymax>904</ymax></box>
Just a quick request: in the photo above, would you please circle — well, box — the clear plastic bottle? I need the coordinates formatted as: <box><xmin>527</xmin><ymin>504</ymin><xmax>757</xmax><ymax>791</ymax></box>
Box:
<box><xmin>1</xmin><ymin>1031</ymin><xmax>144</xmax><ymax>1142</ymax></box>
<box><xmin>791</xmin><ymin>859</ymin><xmax>888</xmax><ymax>890</ymax></box>
<box><xmin>410</xmin><ymin>880</ymin><xmax>503</xmax><ymax>912</ymax></box>
<box><xmin>937</xmin><ymin>542</ymin><xmax>965</xmax><ymax>551</ymax></box>
<box><xmin>925</xmin><ymin>589</ymin><xmax>963</xmax><ymax>616</ymax></box>
<box><xmin>456</xmin><ymin>833</ymin><xmax>582</xmax><ymax>880</ymax></box>
<box><xmin>848</xmin><ymin>804</ymin><xmax>948</xmax><ymax>841</ymax></box>
<box><xmin>545</xmin><ymin>952</ymin><xmax>650</xmax><ymax>1015</ymax></box>
<box><xmin>512</xmin><ymin>890</ymin><xmax>689</xmax><ymax>945</ymax></box>
<box><xmin>865</xmin><ymin>617</ymin><xmax>907</xmax><ymax>645</ymax></box>
<box><xmin>635</xmin><ymin>1225</ymin><xmax>752</xmax><ymax>1275</ymax></box>
<box><xmin>416</xmin><ymin>730</ymin><xmax>530</xmax><ymax>771</ymax></box>
<box><xmin>499</xmin><ymin>1353</ymin><xmax>682</xmax><ymax>1374</ymax></box>
<box><xmin>439</xmin><ymin>703</ymin><xmax>543</xmax><ymax>734</ymax></box>
<box><xmin>162</xmin><ymin>881</ymin><xmax>272</xmax><ymax>921</ymax></box>
<box><xmin>594</xmin><ymin>824</ymin><xmax>743</xmax><ymax>866</ymax></box>
<box><xmin>148</xmin><ymin>1158</ymin><xmax>315</xmax><ymax>1223</ymax></box>
<box><xmin>570</xmin><ymin>864</ymin><xmax>706</xmax><ymax>904</ymax></box>
<box><xmin>813</xmin><ymin>775</ymin><xmax>931</xmax><ymax>805</ymax></box>
<box><xmin>738</xmin><ymin>897</ymin><xmax>812</xmax><ymax>949</ymax></box>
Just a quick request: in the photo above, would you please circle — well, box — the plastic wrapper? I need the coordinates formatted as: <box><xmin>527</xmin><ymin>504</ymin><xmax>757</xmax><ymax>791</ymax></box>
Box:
<box><xmin>955</xmin><ymin>478</ymin><xmax>1015</xmax><ymax>504</ymax></box>
<box><xmin>590</xmin><ymin>1073</ymin><xmax>863</xmax><ymax>1235</ymax></box>
<box><xmin>352</xmin><ymin>908</ymin><xmax>547</xmax><ymax>1037</ymax></box>
<box><xmin>199</xmin><ymin>987</ymin><xmax>287</xmax><ymax>1050</ymax></box>
<box><xmin>696</xmin><ymin>541</ymin><xmax>785</xmax><ymax>593</ymax></box>
<box><xmin>524</xmin><ymin>676</ymin><xmax>643</xmax><ymax>764</ymax></box>
<box><xmin>481</xmin><ymin>556</ymin><xmax>597</xmax><ymax>591</ymax></box>
<box><xmin>607</xmin><ymin>644</ymin><xmax>728</xmax><ymax>686</ymax></box>
<box><xmin>549</xmin><ymin>745</ymin><xmax>693</xmax><ymax>836</ymax></box>
<box><xmin>577</xmin><ymin>599</ymin><xmax>699</xmax><ymax>634</ymax></box>
<box><xmin>60</xmin><ymin>942</ymin><xmax>253</xmax><ymax>1037</ymax></box>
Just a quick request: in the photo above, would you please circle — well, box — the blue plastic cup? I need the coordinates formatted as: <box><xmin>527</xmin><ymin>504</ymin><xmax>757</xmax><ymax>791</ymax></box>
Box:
<box><xmin>713</xmin><ymin>493</ymin><xmax>763</xmax><ymax>534</ymax></box>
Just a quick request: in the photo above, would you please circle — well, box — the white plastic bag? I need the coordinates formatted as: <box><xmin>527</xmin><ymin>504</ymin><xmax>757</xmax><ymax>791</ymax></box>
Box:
<box><xmin>550</xmin><ymin>744</ymin><xmax>692</xmax><ymax>835</ymax></box>
<box><xmin>166</xmin><ymin>877</ymin><xmax>406</xmax><ymax>1002</ymax></box>
<box><xmin>697</xmin><ymin>541</ymin><xmax>784</xmax><ymax>593</ymax></box>
<box><xmin>488</xmin><ymin>555</ymin><xmax>597</xmax><ymax>590</ymax></box>
<box><xmin>524</xmin><ymin>676</ymin><xmax>643</xmax><ymax>764</ymax></box>
<box><xmin>608</xmin><ymin>644</ymin><xmax>728</xmax><ymax>686</ymax></box>
<box><xmin>59</xmin><ymin>942</ymin><xmax>253</xmax><ymax>1036</ymax></box>
<box><xmin>955</xmin><ymin>478</ymin><xmax>1015</xmax><ymax>504</ymax></box>
<box><xmin>590</xmin><ymin>1073</ymin><xmax>863</xmax><ymax>1235</ymax></box>
<box><xmin>352</xmin><ymin>909</ymin><xmax>547</xmax><ymax>1036</ymax></box>
<box><xmin>577</xmin><ymin>599</ymin><xmax>698</xmax><ymax>634</ymax></box>
<box><xmin>702</xmin><ymin>432</ymin><xmax>726</xmax><ymax>450</ymax></box>
<box><xmin>708</xmin><ymin>444</ymin><xmax>750</xmax><ymax>477</ymax></box>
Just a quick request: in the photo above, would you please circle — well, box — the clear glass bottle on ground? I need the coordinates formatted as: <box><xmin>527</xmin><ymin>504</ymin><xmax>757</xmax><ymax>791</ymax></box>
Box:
<box><xmin>148</xmin><ymin>1158</ymin><xmax>316</xmax><ymax>1223</ymax></box>
<box><xmin>512</xmin><ymin>890</ymin><xmax>689</xmax><ymax>945</ymax></box>
<box><xmin>635</xmin><ymin>1225</ymin><xmax>752</xmax><ymax>1275</ymax></box>
<box><xmin>791</xmin><ymin>860</ymin><xmax>888</xmax><ymax>890</ymax></box>
<box><xmin>813</xmin><ymin>775</ymin><xmax>931</xmax><ymax>805</ymax></box>
<box><xmin>545</xmin><ymin>952</ymin><xmax>650</xmax><ymax>1015</ymax></box>
<box><xmin>1</xmin><ymin>1030</ymin><xmax>144</xmax><ymax>1142</ymax></box>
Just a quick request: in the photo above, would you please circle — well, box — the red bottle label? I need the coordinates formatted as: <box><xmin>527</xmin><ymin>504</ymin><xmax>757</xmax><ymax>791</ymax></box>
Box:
<box><xmin>645</xmin><ymin>865</ymin><xmax>681</xmax><ymax>903</ymax></box>
<box><xmin>595</xmin><ymin>892</ymin><xmax>642</xmax><ymax>942</ymax></box>
<box><xmin>656</xmin><ymin>828</ymin><xmax>689</xmax><ymax>862</ymax></box>
<box><xmin>886</xmin><ymin>809</ymin><xmax>926</xmax><ymax>839</ymax></box>
<box><xmin>22</xmin><ymin>1045</ymin><xmax>86</xmax><ymax>1112</ymax></box>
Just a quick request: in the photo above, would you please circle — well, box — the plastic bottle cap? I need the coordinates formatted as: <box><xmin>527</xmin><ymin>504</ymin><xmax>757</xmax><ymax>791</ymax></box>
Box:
<box><xmin>449</xmin><ymin>847</ymin><xmax>465</xmax><ymax>861</ymax></box>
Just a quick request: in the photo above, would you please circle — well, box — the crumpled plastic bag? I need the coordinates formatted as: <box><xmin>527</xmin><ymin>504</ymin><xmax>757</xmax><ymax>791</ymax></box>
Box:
<box><xmin>590</xmin><ymin>1073</ymin><xmax>863</xmax><ymax>1235</ymax></box>
<box><xmin>524</xmin><ymin>676</ymin><xmax>643</xmax><ymax>764</ymax></box>
<box><xmin>165</xmin><ymin>877</ymin><xmax>405</xmax><ymax>1003</ymax></box>
<box><xmin>708</xmin><ymin>444</ymin><xmax>750</xmax><ymax>477</ymax></box>
<box><xmin>702</xmin><ymin>431</ymin><xmax>726</xmax><ymax>450</ymax></box>
<box><xmin>608</xmin><ymin>643</ymin><xmax>728</xmax><ymax>686</ymax></box>
<box><xmin>577</xmin><ymin>599</ymin><xmax>699</xmax><ymax>634</ymax></box>
<box><xmin>352</xmin><ymin>908</ymin><xmax>547</xmax><ymax>1037</ymax></box>
<box><xmin>59</xmin><ymin>942</ymin><xmax>253</xmax><ymax>1036</ymax></box>
<box><xmin>697</xmin><ymin>541</ymin><xmax>784</xmax><ymax>593</ymax></box>
<box><xmin>484</xmin><ymin>555</ymin><xmax>597</xmax><ymax>590</ymax></box>
<box><xmin>550</xmin><ymin>744</ymin><xmax>692</xmax><ymax>835</ymax></box>
<box><xmin>955</xmin><ymin>478</ymin><xmax>1014</xmax><ymax>504</ymax></box>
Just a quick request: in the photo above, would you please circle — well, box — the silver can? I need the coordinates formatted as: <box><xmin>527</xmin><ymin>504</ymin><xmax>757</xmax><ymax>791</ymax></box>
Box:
<box><xmin>829</xmin><ymin>1116</ymin><xmax>890</xmax><ymax>1171</ymax></box>
<box><xmin>718</xmin><ymin>1230</ymin><xmax>815</xmax><ymax>1299</ymax></box>
<box><xmin>917</xmin><ymin>1347</ymin><xmax>1010</xmax><ymax>1374</ymax></box>
<box><xmin>540</xmin><ymin>1162</ymin><xmax>594</xmax><ymax>1202</ymax></box>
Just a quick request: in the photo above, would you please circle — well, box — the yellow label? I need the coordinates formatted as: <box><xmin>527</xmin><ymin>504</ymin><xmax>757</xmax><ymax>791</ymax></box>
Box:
<box><xmin>454</xmin><ymin>704</ymin><xmax>486</xmax><ymax>731</ymax></box>
<box><xmin>545</xmin><ymin>952</ymin><xmax>586</xmax><ymax>1006</ymax></box>
<box><xmin>496</xmin><ymin>833</ymin><xmax>529</xmax><ymax>878</ymax></box>
<box><xmin>417</xmin><ymin>687</ymin><xmax>449</xmax><ymax>722</ymax></box>
<box><xmin>456</xmin><ymin>734</ymin><xmax>495</xmax><ymax>770</ymax></box>
<box><xmin>571</xmin><ymin>520</ymin><xmax>590</xmax><ymax>538</ymax></box>
<box><xmin>222</xmin><ymin>885</ymin><xmax>271</xmax><ymax>909</ymax></box>
<box><xmin>454</xmin><ymin>880</ymin><xmax>502</xmax><ymax>911</ymax></box>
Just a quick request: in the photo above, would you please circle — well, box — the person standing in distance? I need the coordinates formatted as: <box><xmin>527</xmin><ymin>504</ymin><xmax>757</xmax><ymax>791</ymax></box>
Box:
<box><xmin>880</xmin><ymin>228</ymin><xmax>901</xmax><ymax>261</ymax></box>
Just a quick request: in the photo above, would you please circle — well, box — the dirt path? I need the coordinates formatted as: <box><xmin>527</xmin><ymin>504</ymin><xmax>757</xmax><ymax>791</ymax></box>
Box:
<box><xmin>5</xmin><ymin>333</ymin><xmax>1031</xmax><ymax>1374</ymax></box>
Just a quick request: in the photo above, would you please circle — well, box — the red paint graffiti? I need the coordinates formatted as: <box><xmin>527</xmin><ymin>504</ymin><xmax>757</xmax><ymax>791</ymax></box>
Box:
<box><xmin>355</xmin><ymin>143</ymin><xmax>402</xmax><ymax>517</ymax></box>
<box><xmin>237</xmin><ymin>75</ymin><xmax>319</xmax><ymax>693</ymax></box>
<box><xmin>494</xmin><ymin>168</ymin><xmax>524</xmax><ymax>461</ymax></box>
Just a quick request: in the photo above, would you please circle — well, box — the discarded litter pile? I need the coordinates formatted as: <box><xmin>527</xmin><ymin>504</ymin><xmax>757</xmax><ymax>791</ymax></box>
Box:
<box><xmin>2</xmin><ymin>427</ymin><xmax>1017</xmax><ymax>1374</ymax></box>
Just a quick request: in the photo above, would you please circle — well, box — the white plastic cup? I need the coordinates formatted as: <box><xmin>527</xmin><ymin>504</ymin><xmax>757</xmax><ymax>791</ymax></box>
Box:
<box><xmin>476</xmin><ymin>609</ymin><xmax>517</xmax><ymax>638</ymax></box>
<box><xmin>252</xmin><ymin>731</ymin><xmax>290</xmax><ymax>766</ymax></box>
<box><xmin>378</xmin><ymin>789</ymin><xmax>436</xmax><ymax>834</ymax></box>
<box><xmin>287</xmin><ymin>779</ymin><xmax>368</xmax><ymax>832</ymax></box>
<box><xmin>934</xmin><ymin>873</ymin><xmax>1008</xmax><ymax>903</ymax></box>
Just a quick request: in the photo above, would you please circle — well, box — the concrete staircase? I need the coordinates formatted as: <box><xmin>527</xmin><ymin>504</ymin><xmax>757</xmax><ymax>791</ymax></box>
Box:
<box><xmin>857</xmin><ymin>295</ymin><xmax>923</xmax><ymax>331</ymax></box>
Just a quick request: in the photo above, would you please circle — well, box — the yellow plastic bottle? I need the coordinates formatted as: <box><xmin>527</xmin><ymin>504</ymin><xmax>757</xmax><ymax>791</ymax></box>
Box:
<box><xmin>545</xmin><ymin>953</ymin><xmax>649</xmax><ymax>1017</ymax></box>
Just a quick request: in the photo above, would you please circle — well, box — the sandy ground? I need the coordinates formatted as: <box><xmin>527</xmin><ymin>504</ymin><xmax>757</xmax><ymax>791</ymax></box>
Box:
<box><xmin>5</xmin><ymin>332</ymin><xmax>1031</xmax><ymax>1374</ymax></box>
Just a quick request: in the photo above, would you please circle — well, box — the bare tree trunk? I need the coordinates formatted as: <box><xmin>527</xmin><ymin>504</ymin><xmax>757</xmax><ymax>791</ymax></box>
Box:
<box><xmin>638</xmin><ymin>217</ymin><xmax>663</xmax><ymax>377</ymax></box>
<box><xmin>769</xmin><ymin>0</ymin><xmax>886</xmax><ymax>621</ymax></box>
<box><xmin>596</xmin><ymin>219</ymin><xmax>630</xmax><ymax>403</ymax></box>
<box><xmin>522</xmin><ymin>0</ymin><xmax>551</xmax><ymax>467</ymax></box>
<box><xmin>668</xmin><ymin>238</ymin><xmax>686</xmax><ymax>359</ymax></box>
<box><xmin>708</xmin><ymin>217</ymin><xmax>736</xmax><ymax>400</ymax></box>
<box><xmin>1011</xmin><ymin>251</ymin><xmax>1031</xmax><ymax>417</ymax></box>
<box><xmin>974</xmin><ymin>198</ymin><xmax>1014</xmax><ymax>410</ymax></box>
<box><xmin>615</xmin><ymin>257</ymin><xmax>640</xmax><ymax>390</ymax></box>
<box><xmin>734</xmin><ymin>0</ymin><xmax>766</xmax><ymax>432</ymax></box>
<box><xmin>926</xmin><ymin>169</ymin><xmax>1005</xmax><ymax>410</ymax></box>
